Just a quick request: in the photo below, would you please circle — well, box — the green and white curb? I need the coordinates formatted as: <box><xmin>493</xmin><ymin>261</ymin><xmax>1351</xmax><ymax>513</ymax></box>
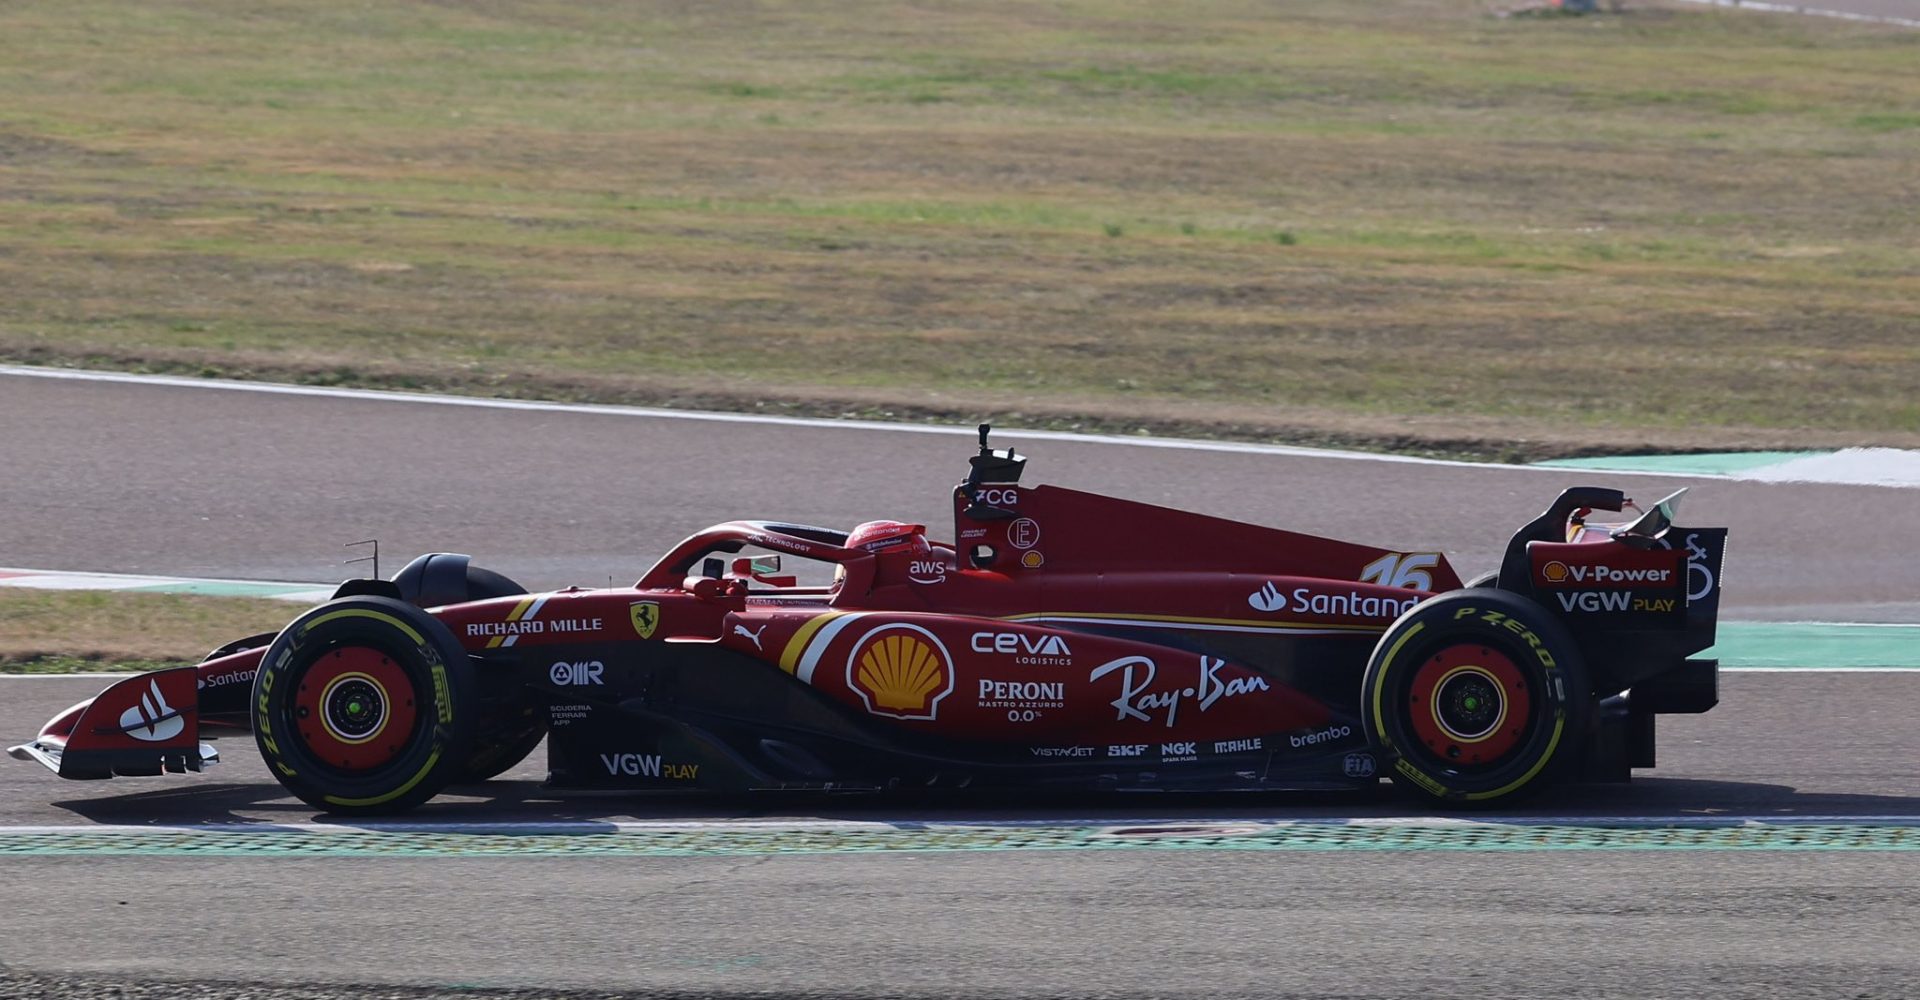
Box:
<box><xmin>0</xmin><ymin>818</ymin><xmax>1914</xmax><ymax>855</ymax></box>
<box><xmin>1535</xmin><ymin>448</ymin><xmax>1920</xmax><ymax>489</ymax></box>
<box><xmin>1710</xmin><ymin>621</ymin><xmax>1920</xmax><ymax>670</ymax></box>
<box><xmin>0</xmin><ymin>567</ymin><xmax>333</xmax><ymax>603</ymax></box>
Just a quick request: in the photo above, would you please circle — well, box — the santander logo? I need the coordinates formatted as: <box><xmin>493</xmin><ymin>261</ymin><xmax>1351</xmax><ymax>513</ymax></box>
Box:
<box><xmin>1247</xmin><ymin>582</ymin><xmax>1287</xmax><ymax>613</ymax></box>
<box><xmin>119</xmin><ymin>678</ymin><xmax>185</xmax><ymax>743</ymax></box>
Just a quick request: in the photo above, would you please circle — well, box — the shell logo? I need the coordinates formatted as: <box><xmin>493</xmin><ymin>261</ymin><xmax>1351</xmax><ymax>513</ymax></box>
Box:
<box><xmin>847</xmin><ymin>624</ymin><xmax>954</xmax><ymax>721</ymax></box>
<box><xmin>1542</xmin><ymin>561</ymin><xmax>1570</xmax><ymax>583</ymax></box>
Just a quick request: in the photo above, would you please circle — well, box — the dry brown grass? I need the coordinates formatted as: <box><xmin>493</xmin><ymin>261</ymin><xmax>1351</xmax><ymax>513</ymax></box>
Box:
<box><xmin>2</xmin><ymin>0</ymin><xmax>1917</xmax><ymax>457</ymax></box>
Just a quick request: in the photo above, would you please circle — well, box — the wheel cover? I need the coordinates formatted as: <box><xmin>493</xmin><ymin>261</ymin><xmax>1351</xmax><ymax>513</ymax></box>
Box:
<box><xmin>1407</xmin><ymin>644</ymin><xmax>1532</xmax><ymax>768</ymax></box>
<box><xmin>293</xmin><ymin>645</ymin><xmax>418</xmax><ymax>771</ymax></box>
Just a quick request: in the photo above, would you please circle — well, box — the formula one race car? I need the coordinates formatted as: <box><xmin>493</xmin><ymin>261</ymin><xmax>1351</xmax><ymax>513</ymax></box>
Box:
<box><xmin>11</xmin><ymin>428</ymin><xmax>1727</xmax><ymax>814</ymax></box>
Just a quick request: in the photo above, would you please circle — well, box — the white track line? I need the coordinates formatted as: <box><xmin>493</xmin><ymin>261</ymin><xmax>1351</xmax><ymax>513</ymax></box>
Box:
<box><xmin>0</xmin><ymin>566</ymin><xmax>332</xmax><ymax>602</ymax></box>
<box><xmin>0</xmin><ymin>364</ymin><xmax>1718</xmax><ymax>479</ymax></box>
<box><xmin>1721</xmin><ymin>667</ymin><xmax>1920</xmax><ymax>672</ymax></box>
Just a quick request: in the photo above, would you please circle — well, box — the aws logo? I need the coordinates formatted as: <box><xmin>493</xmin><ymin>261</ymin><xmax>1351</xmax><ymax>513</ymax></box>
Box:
<box><xmin>908</xmin><ymin>560</ymin><xmax>948</xmax><ymax>585</ymax></box>
<box><xmin>847</xmin><ymin>624</ymin><xmax>954</xmax><ymax>721</ymax></box>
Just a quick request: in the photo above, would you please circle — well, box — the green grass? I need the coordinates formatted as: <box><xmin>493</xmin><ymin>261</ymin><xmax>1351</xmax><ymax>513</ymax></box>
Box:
<box><xmin>0</xmin><ymin>590</ymin><xmax>293</xmax><ymax>668</ymax></box>
<box><xmin>1</xmin><ymin>0</ymin><xmax>1918</xmax><ymax>455</ymax></box>
<box><xmin>1</xmin><ymin>656</ymin><xmax>178</xmax><ymax>675</ymax></box>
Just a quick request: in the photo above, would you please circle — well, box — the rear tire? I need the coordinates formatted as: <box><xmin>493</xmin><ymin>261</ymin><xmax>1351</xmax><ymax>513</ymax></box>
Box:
<box><xmin>252</xmin><ymin>597</ymin><xmax>475</xmax><ymax>815</ymax></box>
<box><xmin>1363</xmin><ymin>589</ymin><xmax>1589</xmax><ymax>806</ymax></box>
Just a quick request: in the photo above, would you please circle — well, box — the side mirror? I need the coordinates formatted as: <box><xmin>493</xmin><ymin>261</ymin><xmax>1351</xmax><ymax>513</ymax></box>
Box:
<box><xmin>728</xmin><ymin>554</ymin><xmax>798</xmax><ymax>588</ymax></box>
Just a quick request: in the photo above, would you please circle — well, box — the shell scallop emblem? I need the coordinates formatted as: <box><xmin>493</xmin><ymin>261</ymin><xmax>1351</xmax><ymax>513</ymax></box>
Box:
<box><xmin>846</xmin><ymin>624</ymin><xmax>954</xmax><ymax>721</ymax></box>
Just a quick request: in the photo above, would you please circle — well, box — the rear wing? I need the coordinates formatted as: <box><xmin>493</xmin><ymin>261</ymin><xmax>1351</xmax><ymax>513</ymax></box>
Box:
<box><xmin>1493</xmin><ymin>486</ymin><xmax>1727</xmax><ymax>694</ymax></box>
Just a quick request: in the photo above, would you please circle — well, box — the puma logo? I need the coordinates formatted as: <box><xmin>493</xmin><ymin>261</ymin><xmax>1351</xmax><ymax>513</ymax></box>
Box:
<box><xmin>734</xmin><ymin>624</ymin><xmax>767</xmax><ymax>650</ymax></box>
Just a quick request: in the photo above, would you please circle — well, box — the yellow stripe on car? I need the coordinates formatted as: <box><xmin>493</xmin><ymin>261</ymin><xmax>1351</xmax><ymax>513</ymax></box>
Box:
<box><xmin>486</xmin><ymin>597</ymin><xmax>536</xmax><ymax>649</ymax></box>
<box><xmin>779</xmin><ymin>612</ymin><xmax>844</xmax><ymax>674</ymax></box>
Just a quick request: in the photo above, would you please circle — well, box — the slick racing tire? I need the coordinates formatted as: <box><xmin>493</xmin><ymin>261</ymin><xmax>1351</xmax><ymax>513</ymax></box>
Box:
<box><xmin>252</xmin><ymin>596</ymin><xmax>475</xmax><ymax>815</ymax></box>
<box><xmin>1362</xmin><ymin>589</ymin><xmax>1589</xmax><ymax>807</ymax></box>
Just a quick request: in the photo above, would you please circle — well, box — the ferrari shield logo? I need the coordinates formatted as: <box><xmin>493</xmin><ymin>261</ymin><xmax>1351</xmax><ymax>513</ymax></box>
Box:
<box><xmin>629</xmin><ymin>601</ymin><xmax>661</xmax><ymax>639</ymax></box>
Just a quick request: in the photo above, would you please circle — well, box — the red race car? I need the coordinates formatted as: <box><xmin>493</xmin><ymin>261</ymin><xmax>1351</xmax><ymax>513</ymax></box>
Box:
<box><xmin>11</xmin><ymin>427</ymin><xmax>1726</xmax><ymax>814</ymax></box>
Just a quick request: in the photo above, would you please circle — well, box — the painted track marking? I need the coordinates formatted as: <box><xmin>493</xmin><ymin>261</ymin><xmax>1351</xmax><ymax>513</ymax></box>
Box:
<box><xmin>1</xmin><ymin>818</ymin><xmax>1914</xmax><ymax>854</ymax></box>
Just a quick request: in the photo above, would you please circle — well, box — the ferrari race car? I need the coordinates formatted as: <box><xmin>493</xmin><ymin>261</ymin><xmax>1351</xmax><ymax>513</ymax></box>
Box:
<box><xmin>11</xmin><ymin>428</ymin><xmax>1727</xmax><ymax>814</ymax></box>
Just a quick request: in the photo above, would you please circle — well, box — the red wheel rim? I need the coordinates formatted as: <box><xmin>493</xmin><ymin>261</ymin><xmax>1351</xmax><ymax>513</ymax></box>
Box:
<box><xmin>293</xmin><ymin>645</ymin><xmax>418</xmax><ymax>771</ymax></box>
<box><xmin>1407</xmin><ymin>644</ymin><xmax>1532</xmax><ymax>768</ymax></box>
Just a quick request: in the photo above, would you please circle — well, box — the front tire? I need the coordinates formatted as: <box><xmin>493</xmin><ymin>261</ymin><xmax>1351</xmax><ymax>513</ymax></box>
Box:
<box><xmin>252</xmin><ymin>597</ymin><xmax>475</xmax><ymax>815</ymax></box>
<box><xmin>1363</xmin><ymin>589</ymin><xmax>1589</xmax><ymax>806</ymax></box>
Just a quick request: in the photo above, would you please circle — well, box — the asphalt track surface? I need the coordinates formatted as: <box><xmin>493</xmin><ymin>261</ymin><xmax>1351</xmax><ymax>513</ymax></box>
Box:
<box><xmin>1673</xmin><ymin>0</ymin><xmax>1920</xmax><ymax>26</ymax></box>
<box><xmin>3</xmin><ymin>371</ymin><xmax>1919</xmax><ymax>999</ymax></box>
<box><xmin>4</xmin><ymin>370</ymin><xmax>1918</xmax><ymax>621</ymax></box>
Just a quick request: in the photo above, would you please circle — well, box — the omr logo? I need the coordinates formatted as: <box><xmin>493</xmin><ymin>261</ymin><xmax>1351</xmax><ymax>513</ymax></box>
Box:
<box><xmin>120</xmin><ymin>678</ymin><xmax>185</xmax><ymax>743</ymax></box>
<box><xmin>549</xmin><ymin>661</ymin><xmax>604</xmax><ymax>686</ymax></box>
